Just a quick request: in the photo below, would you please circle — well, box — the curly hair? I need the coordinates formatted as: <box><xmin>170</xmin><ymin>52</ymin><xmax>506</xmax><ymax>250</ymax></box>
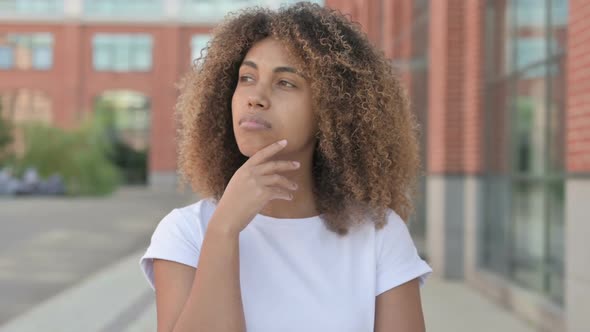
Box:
<box><xmin>176</xmin><ymin>2</ymin><xmax>422</xmax><ymax>235</ymax></box>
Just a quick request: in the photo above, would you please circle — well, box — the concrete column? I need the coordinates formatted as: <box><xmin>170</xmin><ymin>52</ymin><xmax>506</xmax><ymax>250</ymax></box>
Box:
<box><xmin>565</xmin><ymin>179</ymin><xmax>590</xmax><ymax>331</ymax></box>
<box><xmin>425</xmin><ymin>0</ymin><xmax>466</xmax><ymax>279</ymax></box>
<box><xmin>565</xmin><ymin>1</ymin><xmax>590</xmax><ymax>330</ymax></box>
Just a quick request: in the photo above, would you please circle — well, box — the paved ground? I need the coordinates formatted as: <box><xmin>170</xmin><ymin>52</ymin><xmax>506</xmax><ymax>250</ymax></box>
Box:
<box><xmin>422</xmin><ymin>278</ymin><xmax>535</xmax><ymax>332</ymax></box>
<box><xmin>0</xmin><ymin>187</ymin><xmax>537</xmax><ymax>332</ymax></box>
<box><xmin>0</xmin><ymin>247</ymin><xmax>537</xmax><ymax>332</ymax></box>
<box><xmin>0</xmin><ymin>187</ymin><xmax>196</xmax><ymax>325</ymax></box>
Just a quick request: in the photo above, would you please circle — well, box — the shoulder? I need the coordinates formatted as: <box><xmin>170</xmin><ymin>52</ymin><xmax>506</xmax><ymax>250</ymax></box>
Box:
<box><xmin>375</xmin><ymin>208</ymin><xmax>408</xmax><ymax>236</ymax></box>
<box><xmin>374</xmin><ymin>208</ymin><xmax>415</xmax><ymax>254</ymax></box>
<box><xmin>152</xmin><ymin>197</ymin><xmax>218</xmax><ymax>241</ymax></box>
<box><xmin>174</xmin><ymin>197</ymin><xmax>218</xmax><ymax>225</ymax></box>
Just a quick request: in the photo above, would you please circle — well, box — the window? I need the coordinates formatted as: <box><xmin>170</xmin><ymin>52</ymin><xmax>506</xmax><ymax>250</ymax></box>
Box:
<box><xmin>92</xmin><ymin>34</ymin><xmax>153</xmax><ymax>72</ymax></box>
<box><xmin>0</xmin><ymin>33</ymin><xmax>54</xmax><ymax>70</ymax></box>
<box><xmin>481</xmin><ymin>0</ymin><xmax>567</xmax><ymax>304</ymax></box>
<box><xmin>84</xmin><ymin>0</ymin><xmax>162</xmax><ymax>17</ymax></box>
<box><xmin>0</xmin><ymin>46</ymin><xmax>14</xmax><ymax>69</ymax></box>
<box><xmin>179</xmin><ymin>0</ymin><xmax>324</xmax><ymax>21</ymax></box>
<box><xmin>0</xmin><ymin>0</ymin><xmax>63</xmax><ymax>15</ymax></box>
<box><xmin>190</xmin><ymin>34</ymin><xmax>210</xmax><ymax>65</ymax></box>
<box><xmin>0</xmin><ymin>89</ymin><xmax>53</xmax><ymax>125</ymax></box>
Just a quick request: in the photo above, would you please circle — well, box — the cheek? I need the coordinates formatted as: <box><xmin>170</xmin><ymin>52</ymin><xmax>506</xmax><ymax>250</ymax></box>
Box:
<box><xmin>280</xmin><ymin>101</ymin><xmax>316</xmax><ymax>143</ymax></box>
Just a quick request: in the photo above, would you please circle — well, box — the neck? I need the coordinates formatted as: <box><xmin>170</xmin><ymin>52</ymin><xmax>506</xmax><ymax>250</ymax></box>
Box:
<box><xmin>259</xmin><ymin>147</ymin><xmax>318</xmax><ymax>219</ymax></box>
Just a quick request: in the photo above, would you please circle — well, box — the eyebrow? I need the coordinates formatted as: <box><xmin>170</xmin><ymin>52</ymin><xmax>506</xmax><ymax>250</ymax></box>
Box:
<box><xmin>241</xmin><ymin>60</ymin><xmax>303</xmax><ymax>77</ymax></box>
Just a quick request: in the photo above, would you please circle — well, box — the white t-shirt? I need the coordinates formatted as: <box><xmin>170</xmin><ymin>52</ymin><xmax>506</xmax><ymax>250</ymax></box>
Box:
<box><xmin>140</xmin><ymin>198</ymin><xmax>432</xmax><ymax>332</ymax></box>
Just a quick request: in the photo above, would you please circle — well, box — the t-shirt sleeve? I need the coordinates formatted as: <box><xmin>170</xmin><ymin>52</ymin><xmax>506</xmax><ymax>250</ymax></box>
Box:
<box><xmin>375</xmin><ymin>210</ymin><xmax>432</xmax><ymax>296</ymax></box>
<box><xmin>139</xmin><ymin>208</ymin><xmax>202</xmax><ymax>291</ymax></box>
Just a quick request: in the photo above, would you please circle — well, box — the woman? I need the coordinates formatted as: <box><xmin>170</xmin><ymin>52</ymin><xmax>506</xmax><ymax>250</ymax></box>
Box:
<box><xmin>140</xmin><ymin>2</ymin><xmax>432</xmax><ymax>331</ymax></box>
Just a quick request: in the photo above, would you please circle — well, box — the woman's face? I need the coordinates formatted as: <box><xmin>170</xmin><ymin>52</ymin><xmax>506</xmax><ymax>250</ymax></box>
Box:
<box><xmin>232</xmin><ymin>37</ymin><xmax>317</xmax><ymax>158</ymax></box>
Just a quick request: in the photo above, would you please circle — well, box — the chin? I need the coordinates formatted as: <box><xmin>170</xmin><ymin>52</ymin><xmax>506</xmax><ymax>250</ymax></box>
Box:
<box><xmin>237</xmin><ymin>144</ymin><xmax>256</xmax><ymax>157</ymax></box>
<box><xmin>236</xmin><ymin>137</ymin><xmax>266</xmax><ymax>157</ymax></box>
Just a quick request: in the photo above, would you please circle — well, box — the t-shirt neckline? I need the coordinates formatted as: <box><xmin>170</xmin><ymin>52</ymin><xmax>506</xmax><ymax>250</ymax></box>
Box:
<box><xmin>253</xmin><ymin>212</ymin><xmax>323</xmax><ymax>224</ymax></box>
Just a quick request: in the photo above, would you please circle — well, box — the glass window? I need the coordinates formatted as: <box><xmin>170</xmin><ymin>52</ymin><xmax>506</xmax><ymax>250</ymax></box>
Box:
<box><xmin>515</xmin><ymin>0</ymin><xmax>546</xmax><ymax>28</ymax></box>
<box><xmin>179</xmin><ymin>0</ymin><xmax>324</xmax><ymax>22</ymax></box>
<box><xmin>31</xmin><ymin>33</ymin><xmax>53</xmax><ymax>70</ymax></box>
<box><xmin>0</xmin><ymin>89</ymin><xmax>53</xmax><ymax>124</ymax></box>
<box><xmin>92</xmin><ymin>34</ymin><xmax>153</xmax><ymax>72</ymax></box>
<box><xmin>550</xmin><ymin>0</ymin><xmax>568</xmax><ymax>55</ymax></box>
<box><xmin>191</xmin><ymin>34</ymin><xmax>211</xmax><ymax>65</ymax></box>
<box><xmin>96</xmin><ymin>94</ymin><xmax>150</xmax><ymax>146</ymax></box>
<box><xmin>84</xmin><ymin>0</ymin><xmax>163</xmax><ymax>17</ymax></box>
<box><xmin>93</xmin><ymin>35</ymin><xmax>111</xmax><ymax>71</ymax></box>
<box><xmin>547</xmin><ymin>180</ymin><xmax>564</xmax><ymax>303</ymax></box>
<box><xmin>513</xmin><ymin>66</ymin><xmax>548</xmax><ymax>176</ymax></box>
<box><xmin>482</xmin><ymin>0</ymin><xmax>566</xmax><ymax>305</ymax></box>
<box><xmin>0</xmin><ymin>0</ymin><xmax>63</xmax><ymax>15</ymax></box>
<box><xmin>0</xmin><ymin>33</ymin><xmax>54</xmax><ymax>70</ymax></box>
<box><xmin>0</xmin><ymin>46</ymin><xmax>14</xmax><ymax>69</ymax></box>
<box><xmin>131</xmin><ymin>36</ymin><xmax>153</xmax><ymax>71</ymax></box>
<box><xmin>511</xmin><ymin>180</ymin><xmax>546</xmax><ymax>291</ymax></box>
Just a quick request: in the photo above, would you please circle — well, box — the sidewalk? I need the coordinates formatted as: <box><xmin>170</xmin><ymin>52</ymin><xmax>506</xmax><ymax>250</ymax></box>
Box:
<box><xmin>0</xmin><ymin>249</ymin><xmax>536</xmax><ymax>332</ymax></box>
<box><xmin>422</xmin><ymin>278</ymin><xmax>535</xmax><ymax>332</ymax></box>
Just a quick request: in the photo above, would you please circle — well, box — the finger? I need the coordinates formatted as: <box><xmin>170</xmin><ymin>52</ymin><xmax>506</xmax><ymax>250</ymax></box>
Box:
<box><xmin>254</xmin><ymin>160</ymin><xmax>300</xmax><ymax>175</ymax></box>
<box><xmin>268</xmin><ymin>187</ymin><xmax>293</xmax><ymax>201</ymax></box>
<box><xmin>260</xmin><ymin>174</ymin><xmax>298</xmax><ymax>191</ymax></box>
<box><xmin>246</xmin><ymin>139</ymin><xmax>288</xmax><ymax>166</ymax></box>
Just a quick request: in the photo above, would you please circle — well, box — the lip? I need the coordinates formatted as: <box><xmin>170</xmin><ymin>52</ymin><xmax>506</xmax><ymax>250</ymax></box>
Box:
<box><xmin>239</xmin><ymin>115</ymin><xmax>271</xmax><ymax>130</ymax></box>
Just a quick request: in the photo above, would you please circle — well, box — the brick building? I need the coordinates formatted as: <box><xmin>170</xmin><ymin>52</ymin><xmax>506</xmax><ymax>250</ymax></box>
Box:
<box><xmin>1</xmin><ymin>0</ymin><xmax>589</xmax><ymax>331</ymax></box>
<box><xmin>0</xmin><ymin>0</ymin><xmax>321</xmax><ymax>186</ymax></box>
<box><xmin>325</xmin><ymin>0</ymin><xmax>588</xmax><ymax>331</ymax></box>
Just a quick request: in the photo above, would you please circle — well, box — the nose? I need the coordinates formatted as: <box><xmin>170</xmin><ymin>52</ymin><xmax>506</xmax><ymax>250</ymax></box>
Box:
<box><xmin>247</xmin><ymin>94</ymin><xmax>269</xmax><ymax>110</ymax></box>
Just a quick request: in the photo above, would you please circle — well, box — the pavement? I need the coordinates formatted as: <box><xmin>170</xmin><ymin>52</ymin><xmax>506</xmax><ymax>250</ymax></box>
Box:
<box><xmin>0</xmin><ymin>248</ymin><xmax>537</xmax><ymax>332</ymax></box>
<box><xmin>0</xmin><ymin>188</ymin><xmax>538</xmax><ymax>332</ymax></box>
<box><xmin>0</xmin><ymin>186</ymin><xmax>196</xmax><ymax>329</ymax></box>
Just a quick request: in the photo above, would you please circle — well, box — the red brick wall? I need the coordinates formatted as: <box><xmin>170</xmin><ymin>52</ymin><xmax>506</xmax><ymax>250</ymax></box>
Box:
<box><xmin>328</xmin><ymin>0</ymin><xmax>487</xmax><ymax>175</ymax></box>
<box><xmin>428</xmin><ymin>0</ymin><xmax>466</xmax><ymax>174</ymax></box>
<box><xmin>395</xmin><ymin>0</ymin><xmax>413</xmax><ymax>88</ymax></box>
<box><xmin>0</xmin><ymin>24</ymin><xmax>71</xmax><ymax>126</ymax></box>
<box><xmin>463</xmin><ymin>0</ymin><xmax>485</xmax><ymax>174</ymax></box>
<box><xmin>326</xmin><ymin>0</ymin><xmax>382</xmax><ymax>46</ymax></box>
<box><xmin>567</xmin><ymin>0</ymin><xmax>590</xmax><ymax>173</ymax></box>
<box><xmin>0</xmin><ymin>23</ymin><xmax>212</xmax><ymax>173</ymax></box>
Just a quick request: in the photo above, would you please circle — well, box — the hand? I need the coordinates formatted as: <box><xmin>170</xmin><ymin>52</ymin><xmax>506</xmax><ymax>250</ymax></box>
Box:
<box><xmin>210</xmin><ymin>139</ymin><xmax>300</xmax><ymax>234</ymax></box>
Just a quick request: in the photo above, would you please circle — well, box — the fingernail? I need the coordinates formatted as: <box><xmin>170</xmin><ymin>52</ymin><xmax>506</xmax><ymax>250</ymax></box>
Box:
<box><xmin>292</xmin><ymin>161</ymin><xmax>300</xmax><ymax>167</ymax></box>
<box><xmin>278</xmin><ymin>139</ymin><xmax>287</xmax><ymax>146</ymax></box>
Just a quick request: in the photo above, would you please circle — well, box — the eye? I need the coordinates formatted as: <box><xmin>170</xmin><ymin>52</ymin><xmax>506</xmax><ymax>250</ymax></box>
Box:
<box><xmin>278</xmin><ymin>80</ymin><xmax>296</xmax><ymax>88</ymax></box>
<box><xmin>239</xmin><ymin>75</ymin><xmax>254</xmax><ymax>83</ymax></box>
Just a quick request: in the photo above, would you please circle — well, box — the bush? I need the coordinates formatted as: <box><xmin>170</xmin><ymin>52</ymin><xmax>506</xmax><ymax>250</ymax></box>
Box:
<box><xmin>94</xmin><ymin>99</ymin><xmax>149</xmax><ymax>185</ymax></box>
<box><xmin>0</xmin><ymin>103</ymin><xmax>14</xmax><ymax>167</ymax></box>
<box><xmin>109</xmin><ymin>141</ymin><xmax>148</xmax><ymax>185</ymax></box>
<box><xmin>14</xmin><ymin>115</ymin><xmax>121</xmax><ymax>196</ymax></box>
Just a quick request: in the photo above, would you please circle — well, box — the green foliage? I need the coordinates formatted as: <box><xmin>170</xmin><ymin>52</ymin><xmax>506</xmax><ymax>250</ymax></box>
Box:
<box><xmin>109</xmin><ymin>141</ymin><xmax>148</xmax><ymax>184</ymax></box>
<box><xmin>95</xmin><ymin>98</ymin><xmax>148</xmax><ymax>185</ymax></box>
<box><xmin>0</xmin><ymin>102</ymin><xmax>14</xmax><ymax>167</ymax></box>
<box><xmin>15</xmin><ymin>114</ymin><xmax>121</xmax><ymax>196</ymax></box>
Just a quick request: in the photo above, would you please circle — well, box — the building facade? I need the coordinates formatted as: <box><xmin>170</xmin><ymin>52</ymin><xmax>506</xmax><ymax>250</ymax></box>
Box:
<box><xmin>0</xmin><ymin>0</ymin><xmax>320</xmax><ymax>186</ymax></box>
<box><xmin>324</xmin><ymin>0</ymin><xmax>589</xmax><ymax>331</ymax></box>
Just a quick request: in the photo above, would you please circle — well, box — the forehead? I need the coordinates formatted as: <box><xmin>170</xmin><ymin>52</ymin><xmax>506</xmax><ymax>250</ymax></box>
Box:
<box><xmin>243</xmin><ymin>37</ymin><xmax>299</xmax><ymax>68</ymax></box>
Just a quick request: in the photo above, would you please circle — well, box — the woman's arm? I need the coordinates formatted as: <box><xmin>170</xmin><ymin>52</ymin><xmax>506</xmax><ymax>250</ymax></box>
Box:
<box><xmin>374</xmin><ymin>278</ymin><xmax>426</xmax><ymax>332</ymax></box>
<box><xmin>153</xmin><ymin>211</ymin><xmax>246</xmax><ymax>332</ymax></box>
<box><xmin>152</xmin><ymin>140</ymin><xmax>298</xmax><ymax>332</ymax></box>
